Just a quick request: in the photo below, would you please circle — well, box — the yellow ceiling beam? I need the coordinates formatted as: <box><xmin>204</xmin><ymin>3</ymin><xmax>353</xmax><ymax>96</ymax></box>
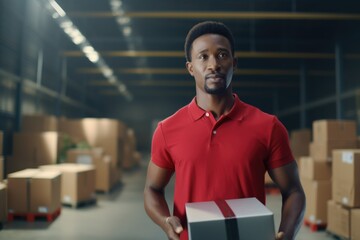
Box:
<box><xmin>99</xmin><ymin>90</ymin><xmax>273</xmax><ymax>97</ymax></box>
<box><xmin>99</xmin><ymin>90</ymin><xmax>194</xmax><ymax>96</ymax></box>
<box><xmin>69</xmin><ymin>11</ymin><xmax>360</xmax><ymax>20</ymax></box>
<box><xmin>63</xmin><ymin>50</ymin><xmax>360</xmax><ymax>60</ymax></box>
<box><xmin>89</xmin><ymin>81</ymin><xmax>115</xmax><ymax>86</ymax></box>
<box><xmin>90</xmin><ymin>80</ymin><xmax>297</xmax><ymax>88</ymax></box>
<box><xmin>80</xmin><ymin>68</ymin><xmax>333</xmax><ymax>76</ymax></box>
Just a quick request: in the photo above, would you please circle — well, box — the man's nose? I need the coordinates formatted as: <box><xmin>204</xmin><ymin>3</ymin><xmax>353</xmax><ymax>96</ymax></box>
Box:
<box><xmin>207</xmin><ymin>56</ymin><xmax>220</xmax><ymax>71</ymax></box>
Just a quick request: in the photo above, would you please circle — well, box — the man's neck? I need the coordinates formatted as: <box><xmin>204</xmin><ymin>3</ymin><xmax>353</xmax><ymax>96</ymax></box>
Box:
<box><xmin>196</xmin><ymin>90</ymin><xmax>235</xmax><ymax>120</ymax></box>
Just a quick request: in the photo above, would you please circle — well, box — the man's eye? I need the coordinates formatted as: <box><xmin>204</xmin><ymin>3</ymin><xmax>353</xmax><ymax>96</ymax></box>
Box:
<box><xmin>219</xmin><ymin>52</ymin><xmax>228</xmax><ymax>58</ymax></box>
<box><xmin>199</xmin><ymin>55</ymin><xmax>207</xmax><ymax>60</ymax></box>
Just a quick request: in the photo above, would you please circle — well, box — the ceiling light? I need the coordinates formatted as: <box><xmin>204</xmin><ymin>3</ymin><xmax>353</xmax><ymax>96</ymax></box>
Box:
<box><xmin>73</xmin><ymin>35</ymin><xmax>85</xmax><ymax>45</ymax></box>
<box><xmin>123</xmin><ymin>26</ymin><xmax>132</xmax><ymax>36</ymax></box>
<box><xmin>103</xmin><ymin>68</ymin><xmax>113</xmax><ymax>78</ymax></box>
<box><xmin>118</xmin><ymin>84</ymin><xmax>127</xmax><ymax>93</ymax></box>
<box><xmin>110</xmin><ymin>0</ymin><xmax>122</xmax><ymax>10</ymax></box>
<box><xmin>64</xmin><ymin>26</ymin><xmax>74</xmax><ymax>35</ymax></box>
<box><xmin>86</xmin><ymin>52</ymin><xmax>99</xmax><ymax>63</ymax></box>
<box><xmin>60</xmin><ymin>20</ymin><xmax>73</xmax><ymax>29</ymax></box>
<box><xmin>83</xmin><ymin>46</ymin><xmax>95</xmax><ymax>54</ymax></box>
<box><xmin>68</xmin><ymin>29</ymin><xmax>82</xmax><ymax>38</ymax></box>
<box><xmin>48</xmin><ymin>0</ymin><xmax>66</xmax><ymax>17</ymax></box>
<box><xmin>108</xmin><ymin>77</ymin><xmax>117</xmax><ymax>84</ymax></box>
<box><xmin>52</xmin><ymin>13</ymin><xmax>59</xmax><ymax>19</ymax></box>
<box><xmin>116</xmin><ymin>17</ymin><xmax>130</xmax><ymax>25</ymax></box>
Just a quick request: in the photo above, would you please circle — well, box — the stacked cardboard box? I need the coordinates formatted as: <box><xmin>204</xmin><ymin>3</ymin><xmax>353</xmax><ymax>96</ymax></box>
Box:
<box><xmin>327</xmin><ymin>150</ymin><xmax>360</xmax><ymax>238</ymax></box>
<box><xmin>7</xmin><ymin>169</ymin><xmax>61</xmax><ymax>214</ymax></box>
<box><xmin>0</xmin><ymin>131</ymin><xmax>3</xmax><ymax>182</ymax></box>
<box><xmin>0</xmin><ymin>131</ymin><xmax>3</xmax><ymax>155</ymax></box>
<box><xmin>301</xmin><ymin>119</ymin><xmax>357</xmax><ymax>226</ymax></box>
<box><xmin>310</xmin><ymin>120</ymin><xmax>357</xmax><ymax>162</ymax></box>
<box><xmin>7</xmin><ymin>132</ymin><xmax>64</xmax><ymax>174</ymax></box>
<box><xmin>0</xmin><ymin>183</ymin><xmax>7</xmax><ymax>224</ymax></box>
<box><xmin>8</xmin><ymin>169</ymin><xmax>40</xmax><ymax>213</ymax></box>
<box><xmin>22</xmin><ymin>115</ymin><xmax>58</xmax><ymax>132</ymax></box>
<box><xmin>290</xmin><ymin>129</ymin><xmax>311</xmax><ymax>162</ymax></box>
<box><xmin>40</xmin><ymin>163</ymin><xmax>96</xmax><ymax>206</ymax></box>
<box><xmin>66</xmin><ymin>148</ymin><xmax>120</xmax><ymax>192</ymax></box>
<box><xmin>123</xmin><ymin>128</ymin><xmax>141</xmax><ymax>169</ymax></box>
<box><xmin>0</xmin><ymin>156</ymin><xmax>3</xmax><ymax>182</ymax></box>
<box><xmin>58</xmin><ymin>118</ymin><xmax>126</xmax><ymax>168</ymax></box>
<box><xmin>300</xmin><ymin>156</ymin><xmax>332</xmax><ymax>224</ymax></box>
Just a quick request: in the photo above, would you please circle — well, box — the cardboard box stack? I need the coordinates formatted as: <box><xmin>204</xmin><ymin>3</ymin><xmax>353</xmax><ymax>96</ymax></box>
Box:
<box><xmin>300</xmin><ymin>156</ymin><xmax>332</xmax><ymax>225</ymax></box>
<box><xmin>290</xmin><ymin>129</ymin><xmax>311</xmax><ymax>162</ymax></box>
<box><xmin>0</xmin><ymin>156</ymin><xmax>3</xmax><ymax>182</ymax></box>
<box><xmin>8</xmin><ymin>132</ymin><xmax>64</xmax><ymax>174</ymax></box>
<box><xmin>22</xmin><ymin>115</ymin><xmax>58</xmax><ymax>132</ymax></box>
<box><xmin>310</xmin><ymin>120</ymin><xmax>357</xmax><ymax>162</ymax></box>
<box><xmin>59</xmin><ymin>118</ymin><xmax>123</xmax><ymax>167</ymax></box>
<box><xmin>327</xmin><ymin>150</ymin><xmax>360</xmax><ymax>239</ymax></box>
<box><xmin>0</xmin><ymin>183</ymin><xmax>7</xmax><ymax>225</ymax></box>
<box><xmin>58</xmin><ymin>118</ymin><xmax>127</xmax><ymax>181</ymax></box>
<box><xmin>0</xmin><ymin>131</ymin><xmax>3</xmax><ymax>155</ymax></box>
<box><xmin>66</xmin><ymin>148</ymin><xmax>120</xmax><ymax>192</ymax></box>
<box><xmin>7</xmin><ymin>169</ymin><xmax>61</xmax><ymax>215</ymax></box>
<box><xmin>5</xmin><ymin>115</ymin><xmax>66</xmax><ymax>175</ymax></box>
<box><xmin>40</xmin><ymin>163</ymin><xmax>96</xmax><ymax>207</ymax></box>
<box><xmin>123</xmin><ymin>128</ymin><xmax>141</xmax><ymax>169</ymax></box>
<box><xmin>0</xmin><ymin>131</ymin><xmax>3</xmax><ymax>182</ymax></box>
<box><xmin>301</xmin><ymin>120</ymin><xmax>357</xmax><ymax>227</ymax></box>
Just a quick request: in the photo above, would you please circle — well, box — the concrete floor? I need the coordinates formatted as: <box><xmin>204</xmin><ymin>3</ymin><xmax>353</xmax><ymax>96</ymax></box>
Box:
<box><xmin>1</xmin><ymin>159</ymin><xmax>335</xmax><ymax>240</ymax></box>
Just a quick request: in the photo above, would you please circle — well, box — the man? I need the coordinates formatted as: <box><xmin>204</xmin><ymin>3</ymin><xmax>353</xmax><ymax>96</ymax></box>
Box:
<box><xmin>144</xmin><ymin>21</ymin><xmax>305</xmax><ymax>240</ymax></box>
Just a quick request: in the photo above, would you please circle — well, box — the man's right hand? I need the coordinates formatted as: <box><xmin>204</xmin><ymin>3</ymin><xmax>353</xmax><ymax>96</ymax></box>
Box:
<box><xmin>164</xmin><ymin>216</ymin><xmax>183</xmax><ymax>240</ymax></box>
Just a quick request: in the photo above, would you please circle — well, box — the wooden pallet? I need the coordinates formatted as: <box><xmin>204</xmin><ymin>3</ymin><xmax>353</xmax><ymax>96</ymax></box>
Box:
<box><xmin>304</xmin><ymin>219</ymin><xmax>327</xmax><ymax>232</ymax></box>
<box><xmin>7</xmin><ymin>208</ymin><xmax>61</xmax><ymax>222</ymax></box>
<box><xmin>62</xmin><ymin>197</ymin><xmax>97</xmax><ymax>208</ymax></box>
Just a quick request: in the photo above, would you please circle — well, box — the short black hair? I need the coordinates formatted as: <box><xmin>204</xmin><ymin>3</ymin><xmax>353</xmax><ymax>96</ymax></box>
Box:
<box><xmin>184</xmin><ymin>21</ymin><xmax>235</xmax><ymax>62</ymax></box>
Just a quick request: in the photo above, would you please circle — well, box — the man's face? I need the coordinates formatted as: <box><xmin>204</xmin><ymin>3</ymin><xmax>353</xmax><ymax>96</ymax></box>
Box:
<box><xmin>186</xmin><ymin>34</ymin><xmax>236</xmax><ymax>95</ymax></box>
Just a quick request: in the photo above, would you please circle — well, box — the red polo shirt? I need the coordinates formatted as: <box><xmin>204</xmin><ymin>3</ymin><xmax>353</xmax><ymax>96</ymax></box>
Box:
<box><xmin>151</xmin><ymin>94</ymin><xmax>294</xmax><ymax>240</ymax></box>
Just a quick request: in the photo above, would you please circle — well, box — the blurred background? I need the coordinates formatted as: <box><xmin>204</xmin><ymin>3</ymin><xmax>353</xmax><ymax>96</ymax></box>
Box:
<box><xmin>0</xmin><ymin>1</ymin><xmax>360</xmax><ymax>240</ymax></box>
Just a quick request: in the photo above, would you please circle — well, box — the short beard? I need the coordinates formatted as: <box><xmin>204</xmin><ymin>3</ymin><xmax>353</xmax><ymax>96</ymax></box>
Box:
<box><xmin>204</xmin><ymin>83</ymin><xmax>227</xmax><ymax>95</ymax></box>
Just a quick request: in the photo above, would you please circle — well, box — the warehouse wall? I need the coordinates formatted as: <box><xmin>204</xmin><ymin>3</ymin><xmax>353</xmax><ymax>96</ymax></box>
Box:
<box><xmin>0</xmin><ymin>1</ymin><xmax>103</xmax><ymax>155</ymax></box>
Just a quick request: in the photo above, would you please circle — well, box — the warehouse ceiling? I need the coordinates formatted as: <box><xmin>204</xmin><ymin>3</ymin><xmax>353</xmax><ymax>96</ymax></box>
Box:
<box><xmin>56</xmin><ymin>0</ymin><xmax>360</xmax><ymax>109</ymax></box>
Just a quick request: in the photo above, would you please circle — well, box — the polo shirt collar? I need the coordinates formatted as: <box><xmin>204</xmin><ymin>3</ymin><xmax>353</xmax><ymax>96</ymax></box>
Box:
<box><xmin>188</xmin><ymin>94</ymin><xmax>246</xmax><ymax>121</ymax></box>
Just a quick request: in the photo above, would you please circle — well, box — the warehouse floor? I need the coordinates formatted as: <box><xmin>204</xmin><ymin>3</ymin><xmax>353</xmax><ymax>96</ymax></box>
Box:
<box><xmin>1</xmin><ymin>157</ymin><xmax>334</xmax><ymax>240</ymax></box>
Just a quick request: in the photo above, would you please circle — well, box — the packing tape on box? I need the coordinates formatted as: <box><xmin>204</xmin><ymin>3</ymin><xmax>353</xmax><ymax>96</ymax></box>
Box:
<box><xmin>214</xmin><ymin>200</ymin><xmax>240</xmax><ymax>240</ymax></box>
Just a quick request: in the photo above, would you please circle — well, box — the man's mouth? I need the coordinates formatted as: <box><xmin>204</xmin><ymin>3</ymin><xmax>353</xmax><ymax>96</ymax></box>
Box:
<box><xmin>206</xmin><ymin>73</ymin><xmax>226</xmax><ymax>81</ymax></box>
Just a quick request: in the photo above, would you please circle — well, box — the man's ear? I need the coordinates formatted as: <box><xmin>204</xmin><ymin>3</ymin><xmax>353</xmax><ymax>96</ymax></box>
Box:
<box><xmin>186</xmin><ymin>61</ymin><xmax>194</xmax><ymax>76</ymax></box>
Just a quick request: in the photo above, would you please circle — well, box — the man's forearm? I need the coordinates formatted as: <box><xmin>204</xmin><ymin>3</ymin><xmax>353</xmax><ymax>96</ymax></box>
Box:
<box><xmin>279</xmin><ymin>190</ymin><xmax>306</xmax><ymax>240</ymax></box>
<box><xmin>144</xmin><ymin>186</ymin><xmax>172</xmax><ymax>231</ymax></box>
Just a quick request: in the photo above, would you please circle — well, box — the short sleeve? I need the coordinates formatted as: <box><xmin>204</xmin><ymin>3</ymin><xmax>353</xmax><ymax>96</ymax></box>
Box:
<box><xmin>266</xmin><ymin>117</ymin><xmax>295</xmax><ymax>170</ymax></box>
<box><xmin>151</xmin><ymin>122</ymin><xmax>175</xmax><ymax>170</ymax></box>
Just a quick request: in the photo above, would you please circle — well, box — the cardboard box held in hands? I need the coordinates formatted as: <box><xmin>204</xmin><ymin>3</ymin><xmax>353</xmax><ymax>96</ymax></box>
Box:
<box><xmin>186</xmin><ymin>197</ymin><xmax>275</xmax><ymax>240</ymax></box>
